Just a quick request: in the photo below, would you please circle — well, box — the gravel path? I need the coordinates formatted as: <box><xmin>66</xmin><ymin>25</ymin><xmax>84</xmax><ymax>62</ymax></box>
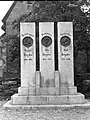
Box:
<box><xmin>0</xmin><ymin>101</ymin><xmax>90</xmax><ymax>120</ymax></box>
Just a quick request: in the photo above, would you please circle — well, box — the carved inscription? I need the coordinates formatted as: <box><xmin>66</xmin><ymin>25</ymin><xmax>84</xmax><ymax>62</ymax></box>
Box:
<box><xmin>23</xmin><ymin>36</ymin><xmax>33</xmax><ymax>48</ymax></box>
<box><xmin>41</xmin><ymin>36</ymin><xmax>52</xmax><ymax>47</ymax></box>
<box><xmin>61</xmin><ymin>48</ymin><xmax>71</xmax><ymax>60</ymax></box>
<box><xmin>60</xmin><ymin>36</ymin><xmax>71</xmax><ymax>47</ymax></box>
<box><xmin>22</xmin><ymin>36</ymin><xmax>33</xmax><ymax>61</ymax></box>
<box><xmin>60</xmin><ymin>36</ymin><xmax>71</xmax><ymax>60</ymax></box>
<box><xmin>41</xmin><ymin>36</ymin><xmax>52</xmax><ymax>61</ymax></box>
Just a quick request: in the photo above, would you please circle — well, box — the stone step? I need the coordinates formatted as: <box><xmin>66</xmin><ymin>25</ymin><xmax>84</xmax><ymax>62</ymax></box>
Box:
<box><xmin>18</xmin><ymin>86</ymin><xmax>77</xmax><ymax>96</ymax></box>
<box><xmin>11</xmin><ymin>93</ymin><xmax>85</xmax><ymax>105</ymax></box>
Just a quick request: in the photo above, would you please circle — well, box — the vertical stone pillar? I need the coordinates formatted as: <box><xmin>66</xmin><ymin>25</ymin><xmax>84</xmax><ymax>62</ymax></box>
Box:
<box><xmin>58</xmin><ymin>22</ymin><xmax>74</xmax><ymax>86</ymax></box>
<box><xmin>20</xmin><ymin>23</ymin><xmax>36</xmax><ymax>87</ymax></box>
<box><xmin>39</xmin><ymin>22</ymin><xmax>55</xmax><ymax>87</ymax></box>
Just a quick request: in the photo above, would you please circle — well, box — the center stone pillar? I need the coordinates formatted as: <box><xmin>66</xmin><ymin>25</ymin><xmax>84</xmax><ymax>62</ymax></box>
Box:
<box><xmin>39</xmin><ymin>22</ymin><xmax>55</xmax><ymax>87</ymax></box>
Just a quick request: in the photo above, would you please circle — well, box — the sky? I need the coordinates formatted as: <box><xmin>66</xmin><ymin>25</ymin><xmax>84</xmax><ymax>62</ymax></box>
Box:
<box><xmin>0</xmin><ymin>1</ymin><xmax>14</xmax><ymax>36</ymax></box>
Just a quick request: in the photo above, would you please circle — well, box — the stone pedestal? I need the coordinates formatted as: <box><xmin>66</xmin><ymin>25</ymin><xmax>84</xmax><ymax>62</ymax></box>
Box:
<box><xmin>11</xmin><ymin>93</ymin><xmax>85</xmax><ymax>105</ymax></box>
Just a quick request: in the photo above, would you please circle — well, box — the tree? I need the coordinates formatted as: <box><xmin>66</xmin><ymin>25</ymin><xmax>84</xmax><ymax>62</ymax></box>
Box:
<box><xmin>6</xmin><ymin>0</ymin><xmax>90</xmax><ymax>76</ymax></box>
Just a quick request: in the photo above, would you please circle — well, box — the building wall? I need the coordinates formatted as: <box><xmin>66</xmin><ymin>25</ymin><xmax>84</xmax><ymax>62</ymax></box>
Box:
<box><xmin>0</xmin><ymin>41</ymin><xmax>6</xmax><ymax>79</ymax></box>
<box><xmin>6</xmin><ymin>1</ymin><xmax>34</xmax><ymax>35</ymax></box>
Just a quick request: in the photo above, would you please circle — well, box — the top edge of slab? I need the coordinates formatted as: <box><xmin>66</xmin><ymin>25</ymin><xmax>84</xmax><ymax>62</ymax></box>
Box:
<box><xmin>3</xmin><ymin>100</ymin><xmax>90</xmax><ymax>110</ymax></box>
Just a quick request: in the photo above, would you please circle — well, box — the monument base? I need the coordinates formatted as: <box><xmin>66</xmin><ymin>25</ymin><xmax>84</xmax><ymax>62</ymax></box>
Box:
<box><xmin>18</xmin><ymin>86</ymin><xmax>77</xmax><ymax>96</ymax></box>
<box><xmin>11</xmin><ymin>93</ymin><xmax>85</xmax><ymax>105</ymax></box>
<box><xmin>3</xmin><ymin>86</ymin><xmax>86</xmax><ymax>108</ymax></box>
<box><xmin>3</xmin><ymin>99</ymin><xmax>90</xmax><ymax>110</ymax></box>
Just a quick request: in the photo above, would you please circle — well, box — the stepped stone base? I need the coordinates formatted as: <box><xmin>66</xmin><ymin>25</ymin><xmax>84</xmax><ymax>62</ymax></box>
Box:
<box><xmin>3</xmin><ymin>86</ymin><xmax>86</xmax><ymax>108</ymax></box>
<box><xmin>10</xmin><ymin>86</ymin><xmax>85</xmax><ymax>105</ymax></box>
<box><xmin>3</xmin><ymin>99</ymin><xmax>90</xmax><ymax>110</ymax></box>
<box><xmin>11</xmin><ymin>93</ymin><xmax>85</xmax><ymax>105</ymax></box>
<box><xmin>18</xmin><ymin>86</ymin><xmax>77</xmax><ymax>96</ymax></box>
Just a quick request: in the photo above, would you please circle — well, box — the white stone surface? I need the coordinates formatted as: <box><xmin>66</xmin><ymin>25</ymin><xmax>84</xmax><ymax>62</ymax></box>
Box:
<box><xmin>36</xmin><ymin>87</ymin><xmax>59</xmax><ymax>95</ymax></box>
<box><xmin>11</xmin><ymin>94</ymin><xmax>85</xmax><ymax>105</ymax></box>
<box><xmin>55</xmin><ymin>71</ymin><xmax>60</xmax><ymax>87</ymax></box>
<box><xmin>11</xmin><ymin>94</ymin><xmax>28</xmax><ymax>105</ymax></box>
<box><xmin>3</xmin><ymin>99</ymin><xmax>90</xmax><ymax>110</ymax></box>
<box><xmin>59</xmin><ymin>85</ymin><xmax>77</xmax><ymax>95</ymax></box>
<box><xmin>18</xmin><ymin>87</ymin><xmax>36</xmax><ymax>95</ymax></box>
<box><xmin>39</xmin><ymin>22</ymin><xmax>55</xmax><ymax>87</ymax></box>
<box><xmin>58</xmin><ymin>22</ymin><xmax>74</xmax><ymax>85</ymax></box>
<box><xmin>20</xmin><ymin>23</ymin><xmax>36</xmax><ymax>87</ymax></box>
<box><xmin>35</xmin><ymin>71</ymin><xmax>41</xmax><ymax>87</ymax></box>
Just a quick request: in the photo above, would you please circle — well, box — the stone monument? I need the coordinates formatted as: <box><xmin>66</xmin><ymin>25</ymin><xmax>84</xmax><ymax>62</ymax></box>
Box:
<box><xmin>39</xmin><ymin>22</ymin><xmax>54</xmax><ymax>87</ymax></box>
<box><xmin>3</xmin><ymin>22</ymin><xmax>86</xmax><ymax>108</ymax></box>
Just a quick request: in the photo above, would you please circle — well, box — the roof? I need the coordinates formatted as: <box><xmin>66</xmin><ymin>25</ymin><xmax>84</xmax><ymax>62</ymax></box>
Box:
<box><xmin>0</xmin><ymin>33</ymin><xmax>6</xmax><ymax>39</ymax></box>
<box><xmin>1</xmin><ymin>23</ymin><xmax>6</xmax><ymax>31</ymax></box>
<box><xmin>2</xmin><ymin>1</ymin><xmax>17</xmax><ymax>23</ymax></box>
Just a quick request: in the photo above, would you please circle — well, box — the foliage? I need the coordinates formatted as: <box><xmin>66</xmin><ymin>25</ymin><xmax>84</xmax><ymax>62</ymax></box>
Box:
<box><xmin>7</xmin><ymin>35</ymin><xmax>20</xmax><ymax>74</ymax></box>
<box><xmin>6</xmin><ymin>0</ymin><xmax>90</xmax><ymax>75</ymax></box>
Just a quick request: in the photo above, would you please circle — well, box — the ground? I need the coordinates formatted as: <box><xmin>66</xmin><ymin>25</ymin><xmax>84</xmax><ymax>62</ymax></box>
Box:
<box><xmin>0</xmin><ymin>100</ymin><xmax>90</xmax><ymax>120</ymax></box>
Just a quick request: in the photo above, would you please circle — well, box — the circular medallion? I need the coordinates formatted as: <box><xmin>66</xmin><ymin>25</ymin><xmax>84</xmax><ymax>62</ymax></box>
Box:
<box><xmin>41</xmin><ymin>36</ymin><xmax>52</xmax><ymax>47</ymax></box>
<box><xmin>60</xmin><ymin>36</ymin><xmax>71</xmax><ymax>47</ymax></box>
<box><xmin>22</xmin><ymin>36</ymin><xmax>33</xmax><ymax>48</ymax></box>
